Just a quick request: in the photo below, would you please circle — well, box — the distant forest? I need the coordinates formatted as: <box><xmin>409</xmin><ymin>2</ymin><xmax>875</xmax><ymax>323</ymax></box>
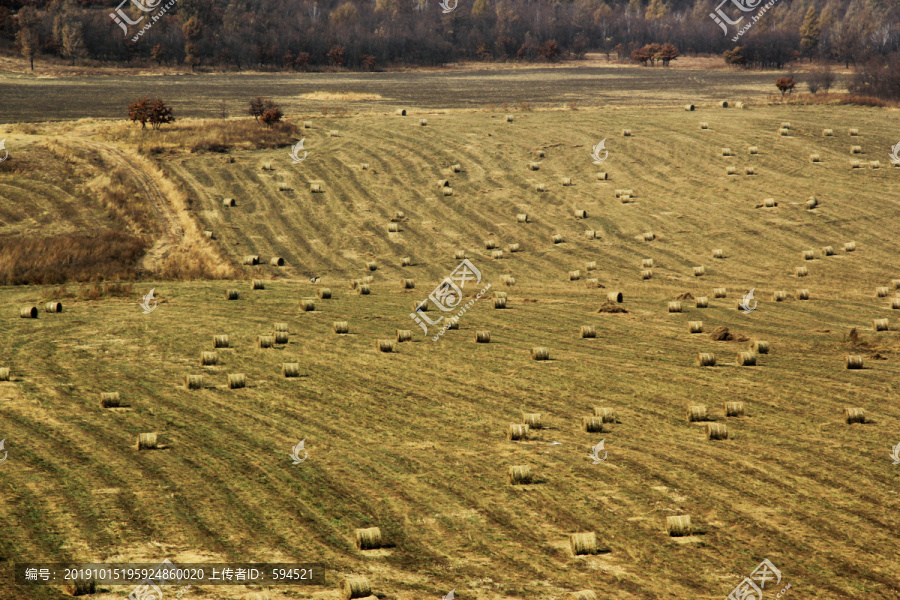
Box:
<box><xmin>2</xmin><ymin>0</ymin><xmax>899</xmax><ymax>77</ymax></box>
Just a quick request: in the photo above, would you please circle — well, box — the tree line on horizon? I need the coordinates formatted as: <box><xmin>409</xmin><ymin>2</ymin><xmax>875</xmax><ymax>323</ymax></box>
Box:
<box><xmin>1</xmin><ymin>0</ymin><xmax>899</xmax><ymax>97</ymax></box>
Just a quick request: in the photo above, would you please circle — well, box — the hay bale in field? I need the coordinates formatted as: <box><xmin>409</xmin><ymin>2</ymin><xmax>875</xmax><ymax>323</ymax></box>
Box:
<box><xmin>446</xmin><ymin>318</ymin><xmax>459</xmax><ymax>330</ymax></box>
<box><xmin>570</xmin><ymin>532</ymin><xmax>598</xmax><ymax>556</ymax></box>
<box><xmin>845</xmin><ymin>355</ymin><xmax>864</xmax><ymax>369</ymax></box>
<box><xmin>484</xmin><ymin>239</ymin><xmax>498</xmax><ymax>250</ymax></box>
<box><xmin>763</xmin><ymin>198</ymin><xmax>777</xmax><ymax>208</ymax></box>
<box><xmin>736</xmin><ymin>101</ymin><xmax>746</xmax><ymax>109</ymax></box>
<box><xmin>561</xmin><ymin>177</ymin><xmax>573</xmax><ymax>186</ymax></box>
<box><xmin>778</xmin><ymin>128</ymin><xmax>789</xmax><ymax>136</ymax></box>
<box><xmin>397</xmin><ymin>109</ymin><xmax>407</xmax><ymax>116</ymax></box>
<box><xmin>413</xmin><ymin>300</ymin><xmax>427</xmax><ymax>313</ymax></box>
<box><xmin>822</xmin><ymin>246</ymin><xmax>835</xmax><ymax>256</ymax></box>
<box><xmin>691</xmin><ymin>297</ymin><xmax>708</xmax><ymax>309</ymax></box>
<box><xmin>333</xmin><ymin>321</ymin><xmax>349</xmax><ymax>334</ymax></box>
<box><xmin>366</xmin><ymin>261</ymin><xmax>378</xmax><ymax>272</ymax></box>
<box><xmin>227</xmin><ymin>373</ymin><xmax>246</xmax><ymax>389</ymax></box>
<box><xmin>137</xmin><ymin>432</ymin><xmax>158</xmax><ymax>450</ymax></box>
<box><xmin>585</xmin><ymin>230</ymin><xmax>597</xmax><ymax>239</ymax></box>
<box><xmin>316</xmin><ymin>288</ymin><xmax>332</xmax><ymax>300</ymax></box>
<box><xmin>696</xmin><ymin>353</ymin><xmax>716</xmax><ymax>367</ymax></box>
<box><xmin>773</xmin><ymin>290</ymin><xmax>787</xmax><ymax>302</ymax></box>
<box><xmin>44</xmin><ymin>301</ymin><xmax>63</xmax><ymax>313</ymax></box>
<box><xmin>340</xmin><ymin>576</ymin><xmax>371</xmax><ymax>600</ymax></box>
<box><xmin>493</xmin><ymin>297</ymin><xmax>507</xmax><ymax>309</ymax></box>
<box><xmin>442</xmin><ymin>187</ymin><xmax>454</xmax><ymax>196</ymax></box>
<box><xmin>535</xmin><ymin>183</ymin><xmax>546</xmax><ymax>192</ymax></box>
<box><xmin>300</xmin><ymin>300</ymin><xmax>316</xmax><ymax>311</ymax></box>
<box><xmin>508</xmin><ymin>243</ymin><xmax>520</xmax><ymax>252</ymax></box>
<box><xmin>643</xmin><ymin>231</ymin><xmax>655</xmax><ymax>242</ymax></box>
<box><xmin>310</xmin><ymin>183</ymin><xmax>324</xmax><ymax>193</ymax></box>
<box><xmin>748</xmin><ymin>146</ymin><xmax>758</xmax><ymax>155</ymax></box>
<box><xmin>242</xmin><ymin>255</ymin><xmax>259</xmax><ymax>265</ymax></box>
<box><xmin>531</xmin><ymin>347</ymin><xmax>550</xmax><ymax>361</ymax></box>
<box><xmin>185</xmin><ymin>374</ymin><xmax>204</xmax><ymax>390</ymax></box>
<box><xmin>871</xmin><ymin>160</ymin><xmax>882</xmax><ymax>169</ymax></box>
<box><xmin>844</xmin><ymin>407</ymin><xmax>866</xmax><ymax>424</ymax></box>
<box><xmin>810</xmin><ymin>154</ymin><xmax>821</xmax><ymax>163</ymax></box>
<box><xmin>454</xmin><ymin>250</ymin><xmax>466</xmax><ymax>260</ymax></box>
<box><xmin>851</xmin><ymin>145</ymin><xmax>862</xmax><ymax>154</ymax></box>
<box><xmin>522</xmin><ymin>412</ymin><xmax>543</xmax><ymax>428</ymax></box>
<box><xmin>597</xmin><ymin>301</ymin><xmax>628</xmax><ymax>313</ymax></box>
<box><xmin>606</xmin><ymin>291</ymin><xmax>623</xmax><ymax>303</ymax></box>
<box><xmin>201</xmin><ymin>351</ymin><xmax>218</xmax><ymax>366</ymax></box>
<box><xmin>400</xmin><ymin>278</ymin><xmax>416</xmax><ymax>290</ymax></box>
<box><xmin>641</xmin><ymin>270</ymin><xmax>652</xmax><ymax>280</ymax></box>
<box><xmin>685</xmin><ymin>104</ymin><xmax>695</xmax><ymax>111</ymax></box>
<box><xmin>204</xmin><ymin>230</ymin><xmax>215</xmax><ymax>239</ymax></box>
<box><xmin>585</xmin><ymin>261</ymin><xmax>597</xmax><ymax>271</ymax></box>
<box><xmin>506</xmin><ymin>114</ymin><xmax>514</xmax><ymax>122</ymax></box>
<box><xmin>597</xmin><ymin>172</ymin><xmax>609</xmax><ymax>180</ymax></box>
<box><xmin>399</xmin><ymin>257</ymin><xmax>412</xmax><ymax>268</ymax></box>
<box><xmin>396</xmin><ymin>329</ymin><xmax>413</xmax><ymax>342</ymax></box>
<box><xmin>796</xmin><ymin>266</ymin><xmax>809</xmax><ymax>277</ymax></box>
<box><xmin>850</xmin><ymin>159</ymin><xmax>861</xmax><ymax>168</ymax></box>
<box><xmin>252</xmin><ymin>279</ymin><xmax>265</xmax><ymax>290</ymax></box>
<box><xmin>528</xmin><ymin>162</ymin><xmax>540</xmax><ymax>171</ymax></box>
<box><xmin>269</xmin><ymin>256</ymin><xmax>285</xmax><ymax>267</ymax></box>
<box><xmin>507</xmin><ymin>423</ymin><xmax>528</xmax><ymax>440</ymax></box>
<box><xmin>891</xmin><ymin>297</ymin><xmax>900</xmax><ymax>310</ymax></box>
<box><xmin>437</xmin><ymin>179</ymin><xmax>450</xmax><ymax>187</ymax></box>
<box><xmin>552</xmin><ymin>234</ymin><xmax>564</xmax><ymax>244</ymax></box>
<box><xmin>873</xmin><ymin>318</ymin><xmax>889</xmax><ymax>332</ymax></box>
<box><xmin>693</xmin><ymin>266</ymin><xmax>706</xmax><ymax>277</ymax></box>
<box><xmin>212</xmin><ymin>334</ymin><xmax>230</xmax><ymax>349</ymax></box>
<box><xmin>751</xmin><ymin>340</ymin><xmax>770</xmax><ymax>354</ymax></box>
<box><xmin>569</xmin><ymin>270</ymin><xmax>581</xmax><ymax>281</ymax></box>
<box><xmin>689</xmin><ymin>321</ymin><xmax>703</xmax><ymax>334</ymax></box>
<box><xmin>19</xmin><ymin>306</ymin><xmax>37</xmax><ymax>318</ymax></box>
<box><xmin>726</xmin><ymin>165</ymin><xmax>736</xmax><ymax>175</ymax></box>
<box><xmin>844</xmin><ymin>241</ymin><xmax>856</xmax><ymax>252</ymax></box>
<box><xmin>823</xmin><ymin>128</ymin><xmax>833</xmax><ymax>136</ymax></box>
<box><xmin>594</xmin><ymin>407</ymin><xmax>617</xmax><ymax>423</ymax></box>
<box><xmin>274</xmin><ymin>331</ymin><xmax>289</xmax><ymax>345</ymax></box>
<box><xmin>666</xmin><ymin>515</ymin><xmax>692</xmax><ymax>537</ymax></box>
<box><xmin>700</xmin><ymin>122</ymin><xmax>709</xmax><ymax>129</ymax></box>
<box><xmin>420</xmin><ymin>118</ymin><xmax>427</xmax><ymax>126</ymax></box>
<box><xmin>780</xmin><ymin>121</ymin><xmax>791</xmax><ymax>129</ymax></box>
<box><xmin>580</xmin><ymin>325</ymin><xmax>596</xmax><ymax>338</ymax></box>
<box><xmin>392</xmin><ymin>211</ymin><xmax>405</xmax><ymax>222</ymax></box>
<box><xmin>797</xmin><ymin>289</ymin><xmax>810</xmax><ymax>300</ymax></box>
<box><xmin>713</xmin><ymin>288</ymin><xmax>727</xmax><ymax>298</ymax></box>
<box><xmin>615</xmin><ymin>189</ymin><xmax>634</xmax><ymax>198</ymax></box>
<box><xmin>303</xmin><ymin>120</ymin><xmax>313</xmax><ymax>128</ymax></box>
<box><xmin>849</xmin><ymin>128</ymin><xmax>859</xmax><ymax>136</ymax></box>
<box><xmin>376</xmin><ymin>339</ymin><xmax>395</xmax><ymax>353</ymax></box>
<box><xmin>803</xmin><ymin>250</ymin><xmax>815</xmax><ymax>260</ymax></box>
<box><xmin>687</xmin><ymin>405</ymin><xmax>708</xmax><ymax>422</ymax></box>
<box><xmin>223</xmin><ymin>197</ymin><xmax>236</xmax><ymax>207</ymax></box>
<box><xmin>642</xmin><ymin>258</ymin><xmax>654</xmax><ymax>268</ymax></box>
<box><xmin>516</xmin><ymin>213</ymin><xmax>528</xmax><ymax>223</ymax></box>
<box><xmin>668</xmin><ymin>301</ymin><xmax>682</xmax><ymax>313</ymax></box>
<box><xmin>0</xmin><ymin>368</ymin><xmax>9</xmax><ymax>381</ymax></box>
<box><xmin>724</xmin><ymin>401</ymin><xmax>744</xmax><ymax>417</ymax></box>
<box><xmin>746</xmin><ymin>166</ymin><xmax>756</xmax><ymax>175</ymax></box>
<box><xmin>65</xmin><ymin>578</ymin><xmax>96</xmax><ymax>596</ymax></box>
<box><xmin>476</xmin><ymin>330</ymin><xmax>491</xmax><ymax>343</ymax></box>
<box><xmin>720</xmin><ymin>100</ymin><xmax>729</xmax><ymax>108</ymax></box>
<box><xmin>722</xmin><ymin>147</ymin><xmax>733</xmax><ymax>156</ymax></box>
<box><xmin>492</xmin><ymin>250</ymin><xmax>504</xmax><ymax>260</ymax></box>
<box><xmin>100</xmin><ymin>392</ymin><xmax>121</xmax><ymax>408</ymax></box>
<box><xmin>258</xmin><ymin>335</ymin><xmax>274</xmax><ymax>349</ymax></box>
<box><xmin>574</xmin><ymin>209</ymin><xmax>587</xmax><ymax>219</ymax></box>
<box><xmin>388</xmin><ymin>223</ymin><xmax>400</xmax><ymax>233</ymax></box>
<box><xmin>503</xmin><ymin>276</ymin><xmax>516</xmax><ymax>286</ymax></box>
<box><xmin>706</xmin><ymin>423</ymin><xmax>728</xmax><ymax>440</ymax></box>
<box><xmin>282</xmin><ymin>362</ymin><xmax>300</xmax><ymax>378</ymax></box>
<box><xmin>360</xmin><ymin>163</ymin><xmax>369</xmax><ymax>170</ymax></box>
<box><xmin>328</xmin><ymin>130</ymin><xmax>339</xmax><ymax>137</ymax></box>
<box><xmin>355</xmin><ymin>527</ymin><xmax>383</xmax><ymax>550</ymax></box>
<box><xmin>735</xmin><ymin>351</ymin><xmax>757</xmax><ymax>366</ymax></box>
<box><xmin>876</xmin><ymin>286</ymin><xmax>890</xmax><ymax>297</ymax></box>
<box><xmin>712</xmin><ymin>249</ymin><xmax>725</xmax><ymax>259</ymax></box>
<box><xmin>508</xmin><ymin>465</ymin><xmax>533</xmax><ymax>485</ymax></box>
<box><xmin>622</xmin><ymin>129</ymin><xmax>632</xmax><ymax>136</ymax></box>
<box><xmin>806</xmin><ymin>196</ymin><xmax>818</xmax><ymax>209</ymax></box>
<box><xmin>582</xmin><ymin>416</ymin><xmax>604</xmax><ymax>432</ymax></box>
<box><xmin>586</xmin><ymin>278</ymin><xmax>600</xmax><ymax>287</ymax></box>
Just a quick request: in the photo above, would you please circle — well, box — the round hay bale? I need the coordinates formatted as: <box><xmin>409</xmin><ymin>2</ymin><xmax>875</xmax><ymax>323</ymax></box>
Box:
<box><xmin>726</xmin><ymin>165</ymin><xmax>737</xmax><ymax>175</ymax></box>
<box><xmin>552</xmin><ymin>234</ymin><xmax>564</xmax><ymax>244</ymax></box>
<box><xmin>712</xmin><ymin>249</ymin><xmax>724</xmax><ymax>259</ymax></box>
<box><xmin>736</xmin><ymin>351</ymin><xmax>757</xmax><ymax>366</ymax></box>
<box><xmin>531</xmin><ymin>347</ymin><xmax>550</xmax><ymax>361</ymax></box>
<box><xmin>574</xmin><ymin>209</ymin><xmax>587</xmax><ymax>219</ymax></box>
<box><xmin>585</xmin><ymin>230</ymin><xmax>597</xmax><ymax>239</ymax></box>
<box><xmin>614</xmin><ymin>189</ymin><xmax>634</xmax><ymax>198</ymax></box>
<box><xmin>388</xmin><ymin>223</ymin><xmax>400</xmax><ymax>233</ymax></box>
<box><xmin>508</xmin><ymin>243</ymin><xmax>520</xmax><ymax>252</ymax></box>
<box><xmin>849</xmin><ymin>128</ymin><xmax>859</xmax><ymax>136</ymax></box>
<box><xmin>844</xmin><ymin>407</ymin><xmax>866</xmax><ymax>424</ymax></box>
<box><xmin>685</xmin><ymin>104</ymin><xmax>695</xmax><ymax>111</ymax></box>
<box><xmin>328</xmin><ymin>130</ymin><xmax>339</xmax><ymax>137</ymax></box>
<box><xmin>493</xmin><ymin>297</ymin><xmax>507</xmax><ymax>309</ymax></box>
<box><xmin>361</xmin><ymin>163</ymin><xmax>369</xmax><ymax>170</ymax></box>
<box><xmin>269</xmin><ymin>256</ymin><xmax>285</xmax><ymax>267</ymax></box>
<box><xmin>593</xmin><ymin>407</ymin><xmax>617</xmax><ymax>423</ymax></box>
<box><xmin>822</xmin><ymin>246</ymin><xmax>835</xmax><ymax>256</ymax></box>
<box><xmin>773</xmin><ymin>290</ymin><xmax>786</xmax><ymax>302</ymax></box>
<box><xmin>201</xmin><ymin>351</ymin><xmax>218</xmax><ymax>366</ymax></box>
<box><xmin>693</xmin><ymin>266</ymin><xmax>705</xmax><ymax>277</ymax></box>
<box><xmin>516</xmin><ymin>213</ymin><xmax>528</xmax><ymax>223</ymax></box>
<box><xmin>396</xmin><ymin>329</ymin><xmax>413</xmax><ymax>342</ymax></box>
<box><xmin>316</xmin><ymin>288</ymin><xmax>332</xmax><ymax>300</ymax></box>
<box><xmin>687</xmin><ymin>405</ymin><xmax>708</xmax><ymax>421</ymax></box>
<box><xmin>643</xmin><ymin>232</ymin><xmax>655</xmax><ymax>242</ymax></box>
<box><xmin>736</xmin><ymin>102</ymin><xmax>746</xmax><ymax>109</ymax></box>
<box><xmin>0</xmin><ymin>368</ymin><xmax>9</xmax><ymax>381</ymax></box>
<box><xmin>274</xmin><ymin>331</ymin><xmax>289</xmax><ymax>345</ymax></box>
<box><xmin>358</xmin><ymin>284</ymin><xmax>371</xmax><ymax>295</ymax></box>
<box><xmin>282</xmin><ymin>363</ymin><xmax>300</xmax><ymax>378</ymax></box>
<box><xmin>810</xmin><ymin>153</ymin><xmax>822</xmax><ymax>163</ymax></box>
<box><xmin>851</xmin><ymin>145</ymin><xmax>862</xmax><ymax>154</ymax></box>
<box><xmin>506</xmin><ymin>114</ymin><xmax>514</xmax><ymax>122</ymax></box>
<box><xmin>258</xmin><ymin>335</ymin><xmax>274</xmax><ymax>349</ymax></box>
<box><xmin>355</xmin><ymin>527</ymin><xmax>382</xmax><ymax>550</ymax></box>
<box><xmin>806</xmin><ymin>197</ymin><xmax>818</xmax><ymax>209</ymax></box>
<box><xmin>522</xmin><ymin>412</ymin><xmax>543</xmax><ymax>428</ymax></box>
<box><xmin>528</xmin><ymin>162</ymin><xmax>540</xmax><ymax>171</ymax></box>
<box><xmin>873</xmin><ymin>318</ymin><xmax>889</xmax><ymax>332</ymax></box>
<box><xmin>570</xmin><ymin>532</ymin><xmax>598</xmax><ymax>555</ymax></box>
<box><xmin>796</xmin><ymin>266</ymin><xmax>809</xmax><ymax>277</ymax></box>
<box><xmin>696</xmin><ymin>353</ymin><xmax>716</xmax><ymax>367</ymax></box>
<box><xmin>764</xmin><ymin>198</ymin><xmax>777</xmax><ymax>208</ymax></box>
<box><xmin>446</xmin><ymin>318</ymin><xmax>460</xmax><ymax>330</ymax></box>
<box><xmin>891</xmin><ymin>297</ymin><xmax>900</xmax><ymax>310</ymax></box>
<box><xmin>876</xmin><ymin>286</ymin><xmax>890</xmax><ymax>297</ymax></box>
<box><xmin>400</xmin><ymin>257</ymin><xmax>412</xmax><ymax>268</ymax></box>
<box><xmin>778</xmin><ymin>128</ymin><xmax>789</xmax><ymax>136</ymax></box>
<box><xmin>401</xmin><ymin>278</ymin><xmax>416</xmax><ymax>290</ymax></box>
<box><xmin>780</xmin><ymin>122</ymin><xmax>791</xmax><ymax>129</ymax></box>
<box><xmin>724</xmin><ymin>401</ymin><xmax>744</xmax><ymax>417</ymax></box>
<box><xmin>366</xmin><ymin>261</ymin><xmax>378</xmax><ymax>271</ymax></box>
<box><xmin>607</xmin><ymin>291</ymin><xmax>623</xmax><ymax>303</ymax></box>
<box><xmin>845</xmin><ymin>355</ymin><xmax>864</xmax><ymax>369</ymax></box>
<box><xmin>803</xmin><ymin>250</ymin><xmax>815</xmax><ymax>260</ymax></box>
<box><xmin>204</xmin><ymin>230</ymin><xmax>215</xmax><ymax>239</ymax></box>
<box><xmin>494</xmin><ymin>291</ymin><xmax>508</xmax><ymax>299</ymax></box>
<box><xmin>301</xmin><ymin>300</ymin><xmax>315</xmax><ymax>311</ymax></box>
<box><xmin>752</xmin><ymin>340</ymin><xmax>770</xmax><ymax>354</ymax></box>
<box><xmin>642</xmin><ymin>258</ymin><xmax>654</xmax><ymax>268</ymax></box>
<box><xmin>100</xmin><ymin>392</ymin><xmax>121</xmax><ymax>408</ymax></box>
<box><xmin>437</xmin><ymin>179</ymin><xmax>450</xmax><ymax>187</ymax></box>
<box><xmin>696</xmin><ymin>297</ymin><xmax>709</xmax><ymax>308</ymax></box>
<box><xmin>304</xmin><ymin>120</ymin><xmax>313</xmax><ymax>128</ymax></box>
<box><xmin>137</xmin><ymin>432</ymin><xmax>158</xmax><ymax>450</ymax></box>
<box><xmin>413</xmin><ymin>300</ymin><xmax>427</xmax><ymax>312</ymax></box>
<box><xmin>622</xmin><ymin>129</ymin><xmax>632</xmax><ymax>136</ymax></box>
<box><xmin>797</xmin><ymin>289</ymin><xmax>810</xmax><ymax>300</ymax></box>
<box><xmin>871</xmin><ymin>160</ymin><xmax>882</xmax><ymax>169</ymax></box>
<box><xmin>689</xmin><ymin>321</ymin><xmax>703</xmax><ymax>334</ymax></box>
<box><xmin>223</xmin><ymin>198</ymin><xmax>236</xmax><ymax>207</ymax></box>
<box><xmin>503</xmin><ymin>276</ymin><xmax>516</xmax><ymax>286</ymax></box>
<box><xmin>748</xmin><ymin>146</ymin><xmax>758</xmax><ymax>155</ymax></box>
<box><xmin>721</xmin><ymin>147</ymin><xmax>733</xmax><ymax>156</ymax></box>
<box><xmin>243</xmin><ymin>255</ymin><xmax>259</xmax><ymax>265</ymax></box>
<box><xmin>44</xmin><ymin>301</ymin><xmax>63</xmax><ymax>313</ymax></box>
<box><xmin>397</xmin><ymin>109</ymin><xmax>407</xmax><ymax>116</ymax></box>
<box><xmin>225</xmin><ymin>289</ymin><xmax>239</xmax><ymax>300</ymax></box>
<box><xmin>484</xmin><ymin>239</ymin><xmax>497</xmax><ymax>250</ymax></box>
<box><xmin>392</xmin><ymin>211</ymin><xmax>405</xmax><ymax>221</ymax></box>
<box><xmin>641</xmin><ymin>270</ymin><xmax>652</xmax><ymax>280</ymax></box>
<box><xmin>185</xmin><ymin>374</ymin><xmax>204</xmax><ymax>390</ymax></box>
<box><xmin>213</xmin><ymin>335</ymin><xmax>229</xmax><ymax>348</ymax></box>
<box><xmin>666</xmin><ymin>515</ymin><xmax>692</xmax><ymax>537</ymax></box>
<box><xmin>586</xmin><ymin>279</ymin><xmax>599</xmax><ymax>287</ymax></box>
<box><xmin>585</xmin><ymin>261</ymin><xmax>597</xmax><ymax>272</ymax></box>
<box><xmin>455</xmin><ymin>250</ymin><xmax>466</xmax><ymax>259</ymax></box>
<box><xmin>561</xmin><ymin>177</ymin><xmax>573</xmax><ymax>186</ymax></box>
<box><xmin>227</xmin><ymin>373</ymin><xmax>246</xmax><ymax>389</ymax></box>
<box><xmin>19</xmin><ymin>306</ymin><xmax>37</xmax><ymax>318</ymax></box>
<box><xmin>746</xmin><ymin>166</ymin><xmax>756</xmax><ymax>175</ymax></box>
<box><xmin>706</xmin><ymin>423</ymin><xmax>728</xmax><ymax>440</ymax></box>
<box><xmin>668</xmin><ymin>301</ymin><xmax>682</xmax><ymax>313</ymax></box>
<box><xmin>850</xmin><ymin>159</ymin><xmax>861</xmax><ymax>168</ymax></box>
<box><xmin>597</xmin><ymin>172</ymin><xmax>609</xmax><ymax>180</ymax></box>
<box><xmin>508</xmin><ymin>465</ymin><xmax>533</xmax><ymax>485</ymax></box>
<box><xmin>844</xmin><ymin>241</ymin><xmax>856</xmax><ymax>252</ymax></box>
<box><xmin>580</xmin><ymin>325</ymin><xmax>596</xmax><ymax>338</ymax></box>
<box><xmin>582</xmin><ymin>416</ymin><xmax>604</xmax><ymax>432</ymax></box>
<box><xmin>492</xmin><ymin>250</ymin><xmax>504</xmax><ymax>260</ymax></box>
<box><xmin>475</xmin><ymin>330</ymin><xmax>491</xmax><ymax>343</ymax></box>
<box><xmin>823</xmin><ymin>128</ymin><xmax>833</xmax><ymax>136</ymax></box>
<box><xmin>569</xmin><ymin>270</ymin><xmax>581</xmax><ymax>281</ymax></box>
<box><xmin>376</xmin><ymin>339</ymin><xmax>394</xmax><ymax>353</ymax></box>
<box><xmin>333</xmin><ymin>321</ymin><xmax>349</xmax><ymax>334</ymax></box>
<box><xmin>713</xmin><ymin>288</ymin><xmax>727</xmax><ymax>298</ymax></box>
<box><xmin>507</xmin><ymin>423</ymin><xmax>528</xmax><ymax>440</ymax></box>
<box><xmin>443</xmin><ymin>187</ymin><xmax>453</xmax><ymax>197</ymax></box>
<box><xmin>720</xmin><ymin>101</ymin><xmax>729</xmax><ymax>108</ymax></box>
<box><xmin>700</xmin><ymin>122</ymin><xmax>709</xmax><ymax>129</ymax></box>
<box><xmin>252</xmin><ymin>279</ymin><xmax>265</xmax><ymax>290</ymax></box>
<box><xmin>340</xmin><ymin>576</ymin><xmax>371</xmax><ymax>600</ymax></box>
<box><xmin>451</xmin><ymin>164</ymin><xmax>462</xmax><ymax>173</ymax></box>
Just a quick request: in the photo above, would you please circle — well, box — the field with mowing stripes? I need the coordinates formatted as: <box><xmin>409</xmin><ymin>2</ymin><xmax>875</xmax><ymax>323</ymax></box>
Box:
<box><xmin>1</xmin><ymin>101</ymin><xmax>900</xmax><ymax>600</ymax></box>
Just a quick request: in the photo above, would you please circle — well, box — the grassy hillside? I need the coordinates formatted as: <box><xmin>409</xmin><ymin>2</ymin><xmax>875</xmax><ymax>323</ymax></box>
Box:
<box><xmin>1</xmin><ymin>103</ymin><xmax>900</xmax><ymax>600</ymax></box>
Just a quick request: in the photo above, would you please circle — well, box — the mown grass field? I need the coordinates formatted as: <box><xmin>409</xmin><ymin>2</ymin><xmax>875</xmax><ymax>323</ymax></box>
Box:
<box><xmin>1</xmin><ymin>101</ymin><xmax>900</xmax><ymax>600</ymax></box>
